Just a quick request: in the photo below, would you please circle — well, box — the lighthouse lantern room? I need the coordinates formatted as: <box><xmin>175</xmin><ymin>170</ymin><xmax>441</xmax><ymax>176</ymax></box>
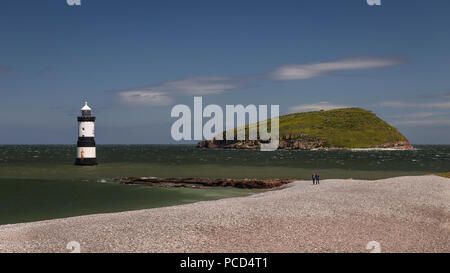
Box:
<box><xmin>75</xmin><ymin>101</ymin><xmax>97</xmax><ymax>166</ymax></box>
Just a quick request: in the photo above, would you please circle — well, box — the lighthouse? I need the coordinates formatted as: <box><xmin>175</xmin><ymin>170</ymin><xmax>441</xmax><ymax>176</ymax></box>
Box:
<box><xmin>75</xmin><ymin>102</ymin><xmax>97</xmax><ymax>166</ymax></box>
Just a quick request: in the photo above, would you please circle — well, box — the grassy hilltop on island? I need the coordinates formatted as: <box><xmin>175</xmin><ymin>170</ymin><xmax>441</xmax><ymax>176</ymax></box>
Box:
<box><xmin>198</xmin><ymin>108</ymin><xmax>413</xmax><ymax>150</ymax></box>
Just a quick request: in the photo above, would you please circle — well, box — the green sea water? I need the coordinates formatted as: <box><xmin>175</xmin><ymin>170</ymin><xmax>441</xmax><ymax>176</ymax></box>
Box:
<box><xmin>0</xmin><ymin>145</ymin><xmax>449</xmax><ymax>225</ymax></box>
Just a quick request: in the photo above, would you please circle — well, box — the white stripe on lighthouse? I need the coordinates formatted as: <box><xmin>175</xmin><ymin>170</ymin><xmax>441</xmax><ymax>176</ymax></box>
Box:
<box><xmin>78</xmin><ymin>121</ymin><xmax>95</xmax><ymax>137</ymax></box>
<box><xmin>77</xmin><ymin>147</ymin><xmax>96</xmax><ymax>158</ymax></box>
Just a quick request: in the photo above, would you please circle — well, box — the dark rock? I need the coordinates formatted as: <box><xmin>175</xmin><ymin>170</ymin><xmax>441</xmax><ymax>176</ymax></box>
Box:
<box><xmin>116</xmin><ymin>177</ymin><xmax>295</xmax><ymax>189</ymax></box>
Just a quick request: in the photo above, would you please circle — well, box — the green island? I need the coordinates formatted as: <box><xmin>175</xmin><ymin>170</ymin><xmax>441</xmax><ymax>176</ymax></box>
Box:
<box><xmin>198</xmin><ymin>108</ymin><xmax>413</xmax><ymax>150</ymax></box>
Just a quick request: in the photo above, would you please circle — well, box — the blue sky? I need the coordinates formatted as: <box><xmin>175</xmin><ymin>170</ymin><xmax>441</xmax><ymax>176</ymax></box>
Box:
<box><xmin>1</xmin><ymin>0</ymin><xmax>449</xmax><ymax>144</ymax></box>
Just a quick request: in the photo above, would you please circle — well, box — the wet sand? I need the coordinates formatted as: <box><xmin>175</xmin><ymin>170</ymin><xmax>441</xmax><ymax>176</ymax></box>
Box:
<box><xmin>0</xmin><ymin>175</ymin><xmax>448</xmax><ymax>253</ymax></box>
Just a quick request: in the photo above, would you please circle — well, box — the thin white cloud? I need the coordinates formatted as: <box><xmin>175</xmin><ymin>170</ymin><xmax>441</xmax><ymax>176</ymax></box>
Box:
<box><xmin>391</xmin><ymin>118</ymin><xmax>450</xmax><ymax>126</ymax></box>
<box><xmin>270</xmin><ymin>57</ymin><xmax>404</xmax><ymax>80</ymax></box>
<box><xmin>118</xmin><ymin>90</ymin><xmax>174</xmax><ymax>106</ymax></box>
<box><xmin>117</xmin><ymin>56</ymin><xmax>405</xmax><ymax>106</ymax></box>
<box><xmin>155</xmin><ymin>76</ymin><xmax>237</xmax><ymax>96</ymax></box>
<box><xmin>117</xmin><ymin>76</ymin><xmax>239</xmax><ymax>105</ymax></box>
<box><xmin>425</xmin><ymin>91</ymin><xmax>450</xmax><ymax>99</ymax></box>
<box><xmin>288</xmin><ymin>102</ymin><xmax>351</xmax><ymax>113</ymax></box>
<box><xmin>386</xmin><ymin>111</ymin><xmax>450</xmax><ymax>127</ymax></box>
<box><xmin>438</xmin><ymin>92</ymin><xmax>450</xmax><ymax>99</ymax></box>
<box><xmin>379</xmin><ymin>101</ymin><xmax>450</xmax><ymax>108</ymax></box>
<box><xmin>384</xmin><ymin>112</ymin><xmax>438</xmax><ymax>119</ymax></box>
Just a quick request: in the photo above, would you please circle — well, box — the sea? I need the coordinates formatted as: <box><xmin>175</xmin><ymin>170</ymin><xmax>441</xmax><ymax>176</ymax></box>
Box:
<box><xmin>0</xmin><ymin>145</ymin><xmax>449</xmax><ymax>225</ymax></box>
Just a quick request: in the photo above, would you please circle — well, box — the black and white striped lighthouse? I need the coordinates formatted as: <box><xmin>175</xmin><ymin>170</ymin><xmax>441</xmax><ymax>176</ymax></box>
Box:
<box><xmin>75</xmin><ymin>102</ymin><xmax>97</xmax><ymax>166</ymax></box>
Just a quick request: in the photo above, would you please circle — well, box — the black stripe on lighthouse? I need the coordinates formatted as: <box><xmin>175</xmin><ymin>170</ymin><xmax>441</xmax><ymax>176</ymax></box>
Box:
<box><xmin>75</xmin><ymin>157</ymin><xmax>97</xmax><ymax>165</ymax></box>
<box><xmin>77</xmin><ymin>137</ymin><xmax>96</xmax><ymax>147</ymax></box>
<box><xmin>78</xmin><ymin>116</ymin><xmax>96</xmax><ymax>122</ymax></box>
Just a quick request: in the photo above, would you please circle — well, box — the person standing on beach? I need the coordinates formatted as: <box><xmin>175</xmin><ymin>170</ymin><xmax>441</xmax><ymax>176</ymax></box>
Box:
<box><xmin>315</xmin><ymin>174</ymin><xmax>320</xmax><ymax>185</ymax></box>
<box><xmin>312</xmin><ymin>174</ymin><xmax>316</xmax><ymax>185</ymax></box>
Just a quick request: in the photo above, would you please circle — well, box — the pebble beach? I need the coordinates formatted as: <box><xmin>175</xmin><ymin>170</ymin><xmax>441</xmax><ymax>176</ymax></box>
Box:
<box><xmin>0</xmin><ymin>175</ymin><xmax>448</xmax><ymax>253</ymax></box>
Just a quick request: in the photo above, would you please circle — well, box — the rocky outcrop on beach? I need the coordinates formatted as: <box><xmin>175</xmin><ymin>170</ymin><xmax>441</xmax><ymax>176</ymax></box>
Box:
<box><xmin>116</xmin><ymin>177</ymin><xmax>294</xmax><ymax>189</ymax></box>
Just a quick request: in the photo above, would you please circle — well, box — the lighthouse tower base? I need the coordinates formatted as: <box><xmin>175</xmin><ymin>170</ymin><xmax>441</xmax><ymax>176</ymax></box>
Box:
<box><xmin>75</xmin><ymin>158</ymin><xmax>98</xmax><ymax>166</ymax></box>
